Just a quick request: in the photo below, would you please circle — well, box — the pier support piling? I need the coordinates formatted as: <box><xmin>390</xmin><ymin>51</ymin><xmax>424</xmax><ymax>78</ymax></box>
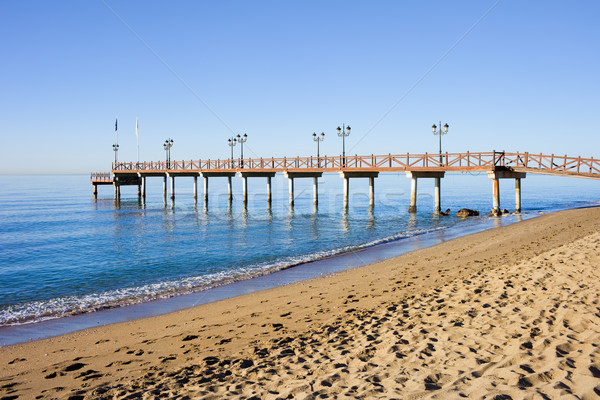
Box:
<box><xmin>163</xmin><ymin>175</ymin><xmax>167</xmax><ymax>199</ymax></box>
<box><xmin>492</xmin><ymin>178</ymin><xmax>500</xmax><ymax>212</ymax></box>
<box><xmin>193</xmin><ymin>176</ymin><xmax>198</xmax><ymax>201</ymax></box>
<box><xmin>228</xmin><ymin>176</ymin><xmax>232</xmax><ymax>201</ymax></box>
<box><xmin>487</xmin><ymin>169</ymin><xmax>526</xmax><ymax>214</ymax></box>
<box><xmin>267</xmin><ymin>177</ymin><xmax>272</xmax><ymax>204</ymax></box>
<box><xmin>409</xmin><ymin>175</ymin><xmax>417</xmax><ymax>213</ymax></box>
<box><xmin>313</xmin><ymin>177</ymin><xmax>319</xmax><ymax>205</ymax></box>
<box><xmin>338</xmin><ymin>171</ymin><xmax>379</xmax><ymax>208</ymax></box>
<box><xmin>283</xmin><ymin>172</ymin><xmax>322</xmax><ymax>207</ymax></box>
<box><xmin>93</xmin><ymin>184</ymin><xmax>98</xmax><ymax>199</ymax></box>
<box><xmin>343</xmin><ymin>177</ymin><xmax>349</xmax><ymax>207</ymax></box>
<box><xmin>288</xmin><ymin>177</ymin><xmax>294</xmax><ymax>206</ymax></box>
<box><xmin>204</xmin><ymin>176</ymin><xmax>209</xmax><ymax>203</ymax></box>
<box><xmin>242</xmin><ymin>176</ymin><xmax>248</xmax><ymax>204</ymax></box>
<box><xmin>406</xmin><ymin>171</ymin><xmax>445</xmax><ymax>214</ymax></box>
<box><xmin>434</xmin><ymin>177</ymin><xmax>441</xmax><ymax>213</ymax></box>
<box><xmin>369</xmin><ymin>176</ymin><xmax>375</xmax><ymax>208</ymax></box>
<box><xmin>515</xmin><ymin>178</ymin><xmax>522</xmax><ymax>213</ymax></box>
<box><xmin>142</xmin><ymin>176</ymin><xmax>146</xmax><ymax>199</ymax></box>
<box><xmin>169</xmin><ymin>174</ymin><xmax>175</xmax><ymax>200</ymax></box>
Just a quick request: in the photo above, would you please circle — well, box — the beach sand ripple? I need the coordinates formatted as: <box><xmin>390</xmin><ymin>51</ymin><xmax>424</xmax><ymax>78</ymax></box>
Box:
<box><xmin>3</xmin><ymin>208</ymin><xmax>600</xmax><ymax>399</ymax></box>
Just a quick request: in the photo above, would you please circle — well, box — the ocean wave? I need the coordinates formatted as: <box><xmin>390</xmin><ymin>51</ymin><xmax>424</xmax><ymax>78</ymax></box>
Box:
<box><xmin>0</xmin><ymin>226</ymin><xmax>446</xmax><ymax>326</ymax></box>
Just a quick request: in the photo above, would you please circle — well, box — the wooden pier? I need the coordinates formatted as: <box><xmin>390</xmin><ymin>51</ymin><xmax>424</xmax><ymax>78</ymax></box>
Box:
<box><xmin>91</xmin><ymin>151</ymin><xmax>600</xmax><ymax>214</ymax></box>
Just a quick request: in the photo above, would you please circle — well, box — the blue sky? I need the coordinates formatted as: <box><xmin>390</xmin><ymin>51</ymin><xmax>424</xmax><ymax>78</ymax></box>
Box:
<box><xmin>1</xmin><ymin>1</ymin><xmax>598</xmax><ymax>174</ymax></box>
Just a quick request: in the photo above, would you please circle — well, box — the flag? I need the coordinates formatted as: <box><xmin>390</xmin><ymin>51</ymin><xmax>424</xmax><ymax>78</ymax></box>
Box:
<box><xmin>136</xmin><ymin>117</ymin><xmax>138</xmax><ymax>139</ymax></box>
<box><xmin>115</xmin><ymin>116</ymin><xmax>118</xmax><ymax>132</ymax></box>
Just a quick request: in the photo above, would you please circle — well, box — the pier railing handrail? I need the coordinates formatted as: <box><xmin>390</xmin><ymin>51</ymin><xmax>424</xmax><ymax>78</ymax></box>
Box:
<box><xmin>90</xmin><ymin>172</ymin><xmax>112</xmax><ymax>182</ymax></box>
<box><xmin>110</xmin><ymin>151</ymin><xmax>600</xmax><ymax>178</ymax></box>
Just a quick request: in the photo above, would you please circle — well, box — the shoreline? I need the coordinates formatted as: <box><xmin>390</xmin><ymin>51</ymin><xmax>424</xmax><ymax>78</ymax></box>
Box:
<box><xmin>0</xmin><ymin>210</ymin><xmax>534</xmax><ymax>346</ymax></box>
<box><xmin>2</xmin><ymin>207</ymin><xmax>600</xmax><ymax>398</ymax></box>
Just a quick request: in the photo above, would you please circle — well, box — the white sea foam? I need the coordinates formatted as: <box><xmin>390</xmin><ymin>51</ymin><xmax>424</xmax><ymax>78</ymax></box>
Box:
<box><xmin>0</xmin><ymin>226</ymin><xmax>445</xmax><ymax>326</ymax></box>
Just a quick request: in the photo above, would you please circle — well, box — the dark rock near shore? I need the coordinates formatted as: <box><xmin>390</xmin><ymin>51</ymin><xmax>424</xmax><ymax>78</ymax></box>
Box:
<box><xmin>490</xmin><ymin>208</ymin><xmax>510</xmax><ymax>217</ymax></box>
<box><xmin>456</xmin><ymin>208</ymin><xmax>479</xmax><ymax>217</ymax></box>
<box><xmin>439</xmin><ymin>208</ymin><xmax>451</xmax><ymax>216</ymax></box>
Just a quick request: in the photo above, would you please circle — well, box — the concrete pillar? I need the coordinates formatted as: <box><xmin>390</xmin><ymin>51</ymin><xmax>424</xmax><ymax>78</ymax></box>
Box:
<box><xmin>343</xmin><ymin>177</ymin><xmax>349</xmax><ymax>206</ymax></box>
<box><xmin>204</xmin><ymin>176</ymin><xmax>209</xmax><ymax>203</ymax></box>
<box><xmin>492</xmin><ymin>178</ymin><xmax>500</xmax><ymax>212</ymax></box>
<box><xmin>408</xmin><ymin>176</ymin><xmax>417</xmax><ymax>213</ymax></box>
<box><xmin>142</xmin><ymin>176</ymin><xmax>146</xmax><ymax>199</ymax></box>
<box><xmin>193</xmin><ymin>176</ymin><xmax>198</xmax><ymax>200</ymax></box>
<box><xmin>227</xmin><ymin>176</ymin><xmax>232</xmax><ymax>201</ymax></box>
<box><xmin>163</xmin><ymin>175</ymin><xmax>167</xmax><ymax>199</ymax></box>
<box><xmin>313</xmin><ymin>177</ymin><xmax>318</xmax><ymax>205</ymax></box>
<box><xmin>93</xmin><ymin>184</ymin><xmax>98</xmax><ymax>199</ymax></box>
<box><xmin>369</xmin><ymin>176</ymin><xmax>375</xmax><ymax>207</ymax></box>
<box><xmin>115</xmin><ymin>184</ymin><xmax>121</xmax><ymax>199</ymax></box>
<box><xmin>170</xmin><ymin>174</ymin><xmax>175</xmax><ymax>200</ymax></box>
<box><xmin>515</xmin><ymin>178</ymin><xmax>521</xmax><ymax>213</ymax></box>
<box><xmin>243</xmin><ymin>176</ymin><xmax>248</xmax><ymax>204</ymax></box>
<box><xmin>434</xmin><ymin>177</ymin><xmax>441</xmax><ymax>213</ymax></box>
<box><xmin>267</xmin><ymin>176</ymin><xmax>272</xmax><ymax>204</ymax></box>
<box><xmin>288</xmin><ymin>177</ymin><xmax>294</xmax><ymax>206</ymax></box>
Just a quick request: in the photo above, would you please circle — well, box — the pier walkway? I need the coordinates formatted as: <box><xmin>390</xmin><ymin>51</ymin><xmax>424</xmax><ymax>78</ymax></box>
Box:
<box><xmin>91</xmin><ymin>151</ymin><xmax>600</xmax><ymax>214</ymax></box>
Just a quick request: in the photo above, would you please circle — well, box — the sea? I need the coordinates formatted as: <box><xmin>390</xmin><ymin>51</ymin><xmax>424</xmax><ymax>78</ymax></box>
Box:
<box><xmin>1</xmin><ymin>172</ymin><xmax>599</xmax><ymax>345</ymax></box>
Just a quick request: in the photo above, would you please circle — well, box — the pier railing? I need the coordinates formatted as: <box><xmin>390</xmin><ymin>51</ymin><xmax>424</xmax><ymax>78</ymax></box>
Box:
<box><xmin>111</xmin><ymin>151</ymin><xmax>600</xmax><ymax>178</ymax></box>
<box><xmin>90</xmin><ymin>172</ymin><xmax>112</xmax><ymax>182</ymax></box>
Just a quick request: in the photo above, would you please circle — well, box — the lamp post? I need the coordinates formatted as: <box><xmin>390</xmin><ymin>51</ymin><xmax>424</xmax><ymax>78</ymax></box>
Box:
<box><xmin>336</xmin><ymin>124</ymin><xmax>351</xmax><ymax>167</ymax></box>
<box><xmin>432</xmin><ymin>121</ymin><xmax>449</xmax><ymax>166</ymax></box>
<box><xmin>113</xmin><ymin>143</ymin><xmax>119</xmax><ymax>165</ymax></box>
<box><xmin>431</xmin><ymin>122</ymin><xmax>449</xmax><ymax>215</ymax></box>
<box><xmin>228</xmin><ymin>137</ymin><xmax>237</xmax><ymax>165</ymax></box>
<box><xmin>236</xmin><ymin>133</ymin><xmax>247</xmax><ymax>168</ymax></box>
<box><xmin>312</xmin><ymin>132</ymin><xmax>325</xmax><ymax>166</ymax></box>
<box><xmin>163</xmin><ymin>138</ymin><xmax>173</xmax><ymax>169</ymax></box>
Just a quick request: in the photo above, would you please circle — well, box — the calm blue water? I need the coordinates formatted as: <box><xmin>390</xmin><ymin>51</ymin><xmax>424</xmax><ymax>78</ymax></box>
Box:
<box><xmin>0</xmin><ymin>173</ymin><xmax>598</xmax><ymax>327</ymax></box>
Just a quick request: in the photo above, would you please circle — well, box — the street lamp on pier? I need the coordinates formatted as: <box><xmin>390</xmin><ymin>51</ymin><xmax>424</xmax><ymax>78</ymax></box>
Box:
<box><xmin>432</xmin><ymin>122</ymin><xmax>449</xmax><ymax>166</ymax></box>
<box><xmin>336</xmin><ymin>124</ymin><xmax>351</xmax><ymax>167</ymax></box>
<box><xmin>312</xmin><ymin>132</ymin><xmax>325</xmax><ymax>166</ymax></box>
<box><xmin>236</xmin><ymin>133</ymin><xmax>247</xmax><ymax>168</ymax></box>
<box><xmin>163</xmin><ymin>138</ymin><xmax>174</xmax><ymax>169</ymax></box>
<box><xmin>228</xmin><ymin>137</ymin><xmax>237</xmax><ymax>166</ymax></box>
<box><xmin>113</xmin><ymin>143</ymin><xmax>119</xmax><ymax>165</ymax></box>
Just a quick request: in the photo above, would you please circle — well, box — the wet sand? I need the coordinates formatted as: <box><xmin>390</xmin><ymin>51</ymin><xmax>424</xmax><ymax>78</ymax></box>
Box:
<box><xmin>2</xmin><ymin>207</ymin><xmax>600</xmax><ymax>399</ymax></box>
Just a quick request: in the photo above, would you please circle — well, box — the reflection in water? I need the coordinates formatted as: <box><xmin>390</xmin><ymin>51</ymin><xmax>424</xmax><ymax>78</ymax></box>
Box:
<box><xmin>366</xmin><ymin>206</ymin><xmax>375</xmax><ymax>229</ymax></box>
<box><xmin>340</xmin><ymin>210</ymin><xmax>349</xmax><ymax>233</ymax></box>
<box><xmin>408</xmin><ymin>213</ymin><xmax>417</xmax><ymax>228</ymax></box>
<box><xmin>2</xmin><ymin>172</ymin><xmax>594</xmax><ymax>330</ymax></box>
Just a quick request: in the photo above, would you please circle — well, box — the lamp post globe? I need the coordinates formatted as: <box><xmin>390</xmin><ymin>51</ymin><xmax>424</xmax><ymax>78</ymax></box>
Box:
<box><xmin>336</xmin><ymin>124</ymin><xmax>351</xmax><ymax>167</ymax></box>
<box><xmin>432</xmin><ymin>121</ymin><xmax>449</xmax><ymax>161</ymax></box>
<box><xmin>113</xmin><ymin>143</ymin><xmax>119</xmax><ymax>165</ymax></box>
<box><xmin>228</xmin><ymin>137</ymin><xmax>237</xmax><ymax>164</ymax></box>
<box><xmin>312</xmin><ymin>131</ymin><xmax>325</xmax><ymax>159</ymax></box>
<box><xmin>163</xmin><ymin>138</ymin><xmax>174</xmax><ymax>169</ymax></box>
<box><xmin>236</xmin><ymin>133</ymin><xmax>248</xmax><ymax>168</ymax></box>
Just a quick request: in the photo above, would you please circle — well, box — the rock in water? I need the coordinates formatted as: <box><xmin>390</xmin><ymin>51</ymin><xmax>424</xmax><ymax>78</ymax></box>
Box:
<box><xmin>456</xmin><ymin>208</ymin><xmax>479</xmax><ymax>217</ymax></box>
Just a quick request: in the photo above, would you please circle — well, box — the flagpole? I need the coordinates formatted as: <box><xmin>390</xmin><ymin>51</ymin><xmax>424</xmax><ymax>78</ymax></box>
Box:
<box><xmin>136</xmin><ymin>117</ymin><xmax>139</xmax><ymax>163</ymax></box>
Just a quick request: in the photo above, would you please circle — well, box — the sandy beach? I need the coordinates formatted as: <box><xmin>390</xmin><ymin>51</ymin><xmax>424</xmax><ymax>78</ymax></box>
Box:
<box><xmin>2</xmin><ymin>207</ymin><xmax>600</xmax><ymax>399</ymax></box>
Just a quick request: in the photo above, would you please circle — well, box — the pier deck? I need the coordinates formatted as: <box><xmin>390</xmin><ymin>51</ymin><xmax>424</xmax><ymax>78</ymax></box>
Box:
<box><xmin>92</xmin><ymin>151</ymin><xmax>600</xmax><ymax>213</ymax></box>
